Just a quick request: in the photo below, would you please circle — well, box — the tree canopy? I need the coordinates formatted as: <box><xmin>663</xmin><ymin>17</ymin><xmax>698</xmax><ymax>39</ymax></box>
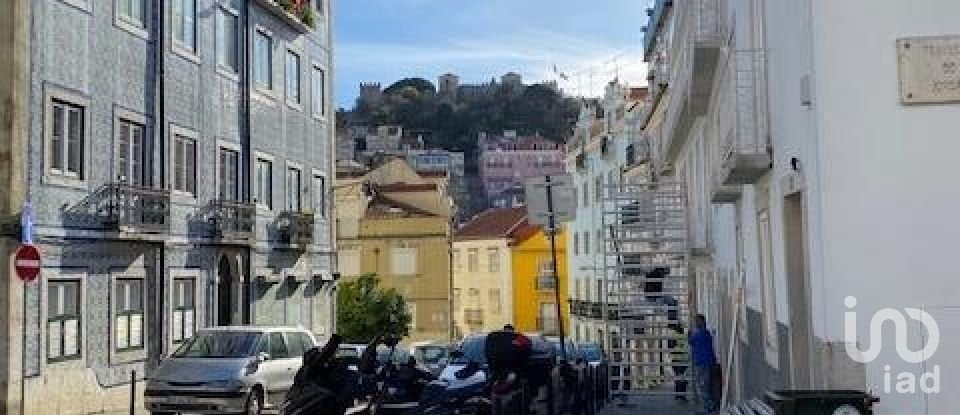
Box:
<box><xmin>336</xmin><ymin>274</ymin><xmax>413</xmax><ymax>343</ymax></box>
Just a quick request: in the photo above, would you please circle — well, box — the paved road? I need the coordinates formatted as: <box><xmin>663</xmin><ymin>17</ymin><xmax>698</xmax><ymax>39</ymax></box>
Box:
<box><xmin>599</xmin><ymin>397</ymin><xmax>699</xmax><ymax>415</ymax></box>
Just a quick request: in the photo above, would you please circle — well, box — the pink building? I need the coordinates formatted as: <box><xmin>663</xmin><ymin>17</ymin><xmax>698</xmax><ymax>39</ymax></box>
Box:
<box><xmin>478</xmin><ymin>131</ymin><xmax>566</xmax><ymax>207</ymax></box>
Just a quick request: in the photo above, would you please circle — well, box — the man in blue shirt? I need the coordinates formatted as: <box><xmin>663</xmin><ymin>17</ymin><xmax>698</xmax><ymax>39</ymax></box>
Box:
<box><xmin>690</xmin><ymin>314</ymin><xmax>719</xmax><ymax>413</ymax></box>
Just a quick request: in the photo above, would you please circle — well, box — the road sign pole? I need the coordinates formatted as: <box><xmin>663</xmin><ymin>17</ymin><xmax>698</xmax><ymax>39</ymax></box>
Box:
<box><xmin>545</xmin><ymin>175</ymin><xmax>567</xmax><ymax>362</ymax></box>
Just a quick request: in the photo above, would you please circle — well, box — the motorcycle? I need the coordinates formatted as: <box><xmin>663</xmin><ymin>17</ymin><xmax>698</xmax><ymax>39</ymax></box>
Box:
<box><xmin>282</xmin><ymin>334</ymin><xmax>362</xmax><ymax>415</ymax></box>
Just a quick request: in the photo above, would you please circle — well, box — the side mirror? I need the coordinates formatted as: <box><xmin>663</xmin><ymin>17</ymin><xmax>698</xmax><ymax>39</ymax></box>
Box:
<box><xmin>258</xmin><ymin>352</ymin><xmax>271</xmax><ymax>361</ymax></box>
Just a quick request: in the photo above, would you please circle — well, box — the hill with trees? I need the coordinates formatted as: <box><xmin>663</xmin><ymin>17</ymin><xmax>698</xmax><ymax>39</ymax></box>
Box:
<box><xmin>342</xmin><ymin>77</ymin><xmax>580</xmax><ymax>156</ymax></box>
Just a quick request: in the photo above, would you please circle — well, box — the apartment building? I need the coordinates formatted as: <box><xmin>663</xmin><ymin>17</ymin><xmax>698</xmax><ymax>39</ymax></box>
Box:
<box><xmin>451</xmin><ymin>208</ymin><xmax>524</xmax><ymax>338</ymax></box>
<box><xmin>642</xmin><ymin>0</ymin><xmax>960</xmax><ymax>412</ymax></box>
<box><xmin>0</xmin><ymin>1</ymin><xmax>336</xmax><ymax>413</ymax></box>
<box><xmin>565</xmin><ymin>83</ymin><xmax>650</xmax><ymax>346</ymax></box>
<box><xmin>334</xmin><ymin>158</ymin><xmax>453</xmax><ymax>343</ymax></box>
<box><xmin>511</xmin><ymin>221</ymin><xmax>569</xmax><ymax>336</ymax></box>
<box><xmin>478</xmin><ymin>131</ymin><xmax>566</xmax><ymax>207</ymax></box>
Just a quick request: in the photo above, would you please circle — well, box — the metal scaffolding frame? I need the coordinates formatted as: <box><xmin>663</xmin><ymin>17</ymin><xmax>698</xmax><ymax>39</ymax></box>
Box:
<box><xmin>601</xmin><ymin>179</ymin><xmax>692</xmax><ymax>398</ymax></box>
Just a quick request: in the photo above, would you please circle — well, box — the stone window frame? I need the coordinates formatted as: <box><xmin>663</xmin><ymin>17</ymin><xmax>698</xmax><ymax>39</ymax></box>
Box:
<box><xmin>252</xmin><ymin>25</ymin><xmax>277</xmax><ymax>100</ymax></box>
<box><xmin>43</xmin><ymin>84</ymin><xmax>91</xmax><ymax>189</ymax></box>
<box><xmin>285</xmin><ymin>46</ymin><xmax>304</xmax><ymax>111</ymax></box>
<box><xmin>253</xmin><ymin>150</ymin><xmax>275</xmax><ymax>211</ymax></box>
<box><xmin>311</xmin><ymin>168</ymin><xmax>328</xmax><ymax>219</ymax></box>
<box><xmin>284</xmin><ymin>161</ymin><xmax>305</xmax><ymax>212</ymax></box>
<box><xmin>168</xmin><ymin>269</ymin><xmax>202</xmax><ymax>350</ymax></box>
<box><xmin>41</xmin><ymin>269</ymin><xmax>88</xmax><ymax>368</ymax></box>
<box><xmin>310</xmin><ymin>61</ymin><xmax>328</xmax><ymax>120</ymax></box>
<box><xmin>109</xmin><ymin>268</ymin><xmax>148</xmax><ymax>363</ymax></box>
<box><xmin>215</xmin><ymin>139</ymin><xmax>243</xmax><ymax>202</ymax></box>
<box><xmin>215</xmin><ymin>0</ymin><xmax>241</xmax><ymax>80</ymax></box>
<box><xmin>114</xmin><ymin>0</ymin><xmax>150</xmax><ymax>40</ymax></box>
<box><xmin>59</xmin><ymin>0</ymin><xmax>92</xmax><ymax>13</ymax></box>
<box><xmin>112</xmin><ymin>106</ymin><xmax>152</xmax><ymax>186</ymax></box>
<box><xmin>168</xmin><ymin>124</ymin><xmax>200</xmax><ymax>201</ymax></box>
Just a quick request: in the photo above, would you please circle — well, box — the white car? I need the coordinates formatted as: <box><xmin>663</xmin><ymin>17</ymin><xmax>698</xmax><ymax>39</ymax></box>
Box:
<box><xmin>144</xmin><ymin>326</ymin><xmax>317</xmax><ymax>415</ymax></box>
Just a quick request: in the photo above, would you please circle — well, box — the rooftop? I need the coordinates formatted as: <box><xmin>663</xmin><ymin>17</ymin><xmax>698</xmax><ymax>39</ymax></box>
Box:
<box><xmin>454</xmin><ymin>207</ymin><xmax>528</xmax><ymax>240</ymax></box>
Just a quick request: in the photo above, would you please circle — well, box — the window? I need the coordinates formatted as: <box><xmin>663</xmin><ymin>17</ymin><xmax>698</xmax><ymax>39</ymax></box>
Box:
<box><xmin>408</xmin><ymin>303</ymin><xmax>417</xmax><ymax>328</ymax></box>
<box><xmin>313</xmin><ymin>174</ymin><xmax>326</xmax><ymax>216</ymax></box>
<box><xmin>582</xmin><ymin>179</ymin><xmax>589</xmax><ymax>207</ymax></box>
<box><xmin>48</xmin><ymin>280</ymin><xmax>82</xmax><ymax>361</ymax></box>
<box><xmin>116</xmin><ymin>119</ymin><xmax>146</xmax><ymax>185</ymax></box>
<box><xmin>172</xmin><ymin>0</ymin><xmax>197</xmax><ymax>52</ymax></box>
<box><xmin>452</xmin><ymin>249</ymin><xmax>461</xmax><ymax>271</ymax></box>
<box><xmin>117</xmin><ymin>0</ymin><xmax>145</xmax><ymax>27</ymax></box>
<box><xmin>254</xmin><ymin>30</ymin><xmax>273</xmax><ymax>90</ymax></box>
<box><xmin>487</xmin><ymin>248</ymin><xmax>500</xmax><ymax>273</ymax></box>
<box><xmin>452</xmin><ymin>288</ymin><xmax>461</xmax><ymax>310</ymax></box>
<box><xmin>255</xmin><ymin>157</ymin><xmax>272</xmax><ymax>209</ymax></box>
<box><xmin>468</xmin><ymin>288</ymin><xmax>479</xmax><ymax>297</ymax></box>
<box><xmin>216</xmin><ymin>5</ymin><xmax>239</xmax><ymax>72</ymax></box>
<box><xmin>314</xmin><ymin>0</ymin><xmax>324</xmax><ymax>13</ymax></box>
<box><xmin>286</xmin><ymin>166</ymin><xmax>303</xmax><ymax>211</ymax></box>
<box><xmin>286</xmin><ymin>50</ymin><xmax>301</xmax><ymax>104</ymax></box>
<box><xmin>595</xmin><ymin>176</ymin><xmax>603</xmax><ymax>202</ymax></box>
<box><xmin>583</xmin><ymin>231</ymin><xmax>590</xmax><ymax>254</ymax></box>
<box><xmin>172</xmin><ymin>134</ymin><xmax>197</xmax><ymax>195</ymax></box>
<box><xmin>284</xmin><ymin>331</ymin><xmax>315</xmax><ymax>357</ymax></box>
<box><xmin>49</xmin><ymin>100</ymin><xmax>85</xmax><ymax>178</ymax></box>
<box><xmin>312</xmin><ymin>65</ymin><xmax>326</xmax><ymax>117</ymax></box>
<box><xmin>489</xmin><ymin>289</ymin><xmax>501</xmax><ymax>314</ymax></box>
<box><xmin>218</xmin><ymin>147</ymin><xmax>240</xmax><ymax>201</ymax></box>
<box><xmin>266</xmin><ymin>332</ymin><xmax>290</xmax><ymax>359</ymax></box>
<box><xmin>115</xmin><ymin>278</ymin><xmax>144</xmax><ymax>351</ymax></box>
<box><xmin>467</xmin><ymin>249</ymin><xmax>479</xmax><ymax>272</ymax></box>
<box><xmin>596</xmin><ymin>230</ymin><xmax>603</xmax><ymax>254</ymax></box>
<box><xmin>391</xmin><ymin>247</ymin><xmax>418</xmax><ymax>276</ymax></box>
<box><xmin>338</xmin><ymin>249</ymin><xmax>361</xmax><ymax>276</ymax></box>
<box><xmin>573</xmin><ymin>232</ymin><xmax>579</xmax><ymax>256</ymax></box>
<box><xmin>171</xmin><ymin>278</ymin><xmax>196</xmax><ymax>344</ymax></box>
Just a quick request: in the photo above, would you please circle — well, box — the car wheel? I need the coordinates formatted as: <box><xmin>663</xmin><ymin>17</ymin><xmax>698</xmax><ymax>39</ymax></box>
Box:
<box><xmin>245</xmin><ymin>388</ymin><xmax>263</xmax><ymax>415</ymax></box>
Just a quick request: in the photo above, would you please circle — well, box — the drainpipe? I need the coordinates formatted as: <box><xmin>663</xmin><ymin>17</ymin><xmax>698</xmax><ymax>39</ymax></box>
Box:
<box><xmin>241</xmin><ymin>0</ymin><xmax>252</xmax><ymax>325</ymax></box>
<box><xmin>155</xmin><ymin>0</ymin><xmax>167</xmax><ymax>362</ymax></box>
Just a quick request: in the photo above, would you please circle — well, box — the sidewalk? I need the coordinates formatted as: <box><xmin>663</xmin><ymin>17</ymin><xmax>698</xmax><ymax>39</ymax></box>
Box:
<box><xmin>599</xmin><ymin>395</ymin><xmax>699</xmax><ymax>415</ymax></box>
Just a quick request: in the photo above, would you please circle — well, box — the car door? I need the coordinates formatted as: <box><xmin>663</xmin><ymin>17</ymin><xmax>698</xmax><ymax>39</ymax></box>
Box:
<box><xmin>262</xmin><ymin>332</ymin><xmax>295</xmax><ymax>403</ymax></box>
<box><xmin>283</xmin><ymin>330</ymin><xmax>316</xmax><ymax>376</ymax></box>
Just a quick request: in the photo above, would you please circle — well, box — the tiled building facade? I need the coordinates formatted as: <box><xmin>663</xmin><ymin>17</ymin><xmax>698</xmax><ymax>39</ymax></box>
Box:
<box><xmin>0</xmin><ymin>0</ymin><xmax>336</xmax><ymax>413</ymax></box>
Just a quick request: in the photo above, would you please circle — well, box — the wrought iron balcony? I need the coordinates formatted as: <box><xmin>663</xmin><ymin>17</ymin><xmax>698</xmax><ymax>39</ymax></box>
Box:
<box><xmin>719</xmin><ymin>50</ymin><xmax>772</xmax><ymax>185</ymax></box>
<box><xmin>253</xmin><ymin>0</ymin><xmax>315</xmax><ymax>33</ymax></box>
<box><xmin>278</xmin><ymin>211</ymin><xmax>315</xmax><ymax>245</ymax></box>
<box><xmin>212</xmin><ymin>200</ymin><xmax>256</xmax><ymax>242</ymax></box>
<box><xmin>536</xmin><ymin>274</ymin><xmax>557</xmax><ymax>291</ymax></box>
<box><xmin>103</xmin><ymin>183</ymin><xmax>171</xmax><ymax>234</ymax></box>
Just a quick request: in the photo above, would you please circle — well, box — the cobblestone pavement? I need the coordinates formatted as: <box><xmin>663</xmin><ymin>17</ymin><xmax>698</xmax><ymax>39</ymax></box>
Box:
<box><xmin>598</xmin><ymin>395</ymin><xmax>700</xmax><ymax>415</ymax></box>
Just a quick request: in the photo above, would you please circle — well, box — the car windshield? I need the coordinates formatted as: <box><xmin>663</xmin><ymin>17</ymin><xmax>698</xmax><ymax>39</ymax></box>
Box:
<box><xmin>173</xmin><ymin>331</ymin><xmax>262</xmax><ymax>358</ymax></box>
<box><xmin>581</xmin><ymin>346</ymin><xmax>603</xmax><ymax>361</ymax></box>
<box><xmin>414</xmin><ymin>346</ymin><xmax>448</xmax><ymax>364</ymax></box>
<box><xmin>451</xmin><ymin>336</ymin><xmax>486</xmax><ymax>365</ymax></box>
<box><xmin>337</xmin><ymin>347</ymin><xmax>361</xmax><ymax>358</ymax></box>
<box><xmin>377</xmin><ymin>346</ymin><xmax>413</xmax><ymax>365</ymax></box>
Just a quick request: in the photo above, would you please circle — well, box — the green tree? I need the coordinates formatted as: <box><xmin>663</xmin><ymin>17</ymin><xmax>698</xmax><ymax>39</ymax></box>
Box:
<box><xmin>336</xmin><ymin>274</ymin><xmax>412</xmax><ymax>342</ymax></box>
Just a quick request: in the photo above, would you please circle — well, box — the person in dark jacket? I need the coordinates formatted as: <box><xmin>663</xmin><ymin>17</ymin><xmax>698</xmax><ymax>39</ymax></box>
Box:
<box><xmin>690</xmin><ymin>314</ymin><xmax>719</xmax><ymax>412</ymax></box>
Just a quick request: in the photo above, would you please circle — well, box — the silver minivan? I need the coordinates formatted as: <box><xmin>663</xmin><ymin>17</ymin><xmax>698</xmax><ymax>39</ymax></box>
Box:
<box><xmin>144</xmin><ymin>326</ymin><xmax>317</xmax><ymax>415</ymax></box>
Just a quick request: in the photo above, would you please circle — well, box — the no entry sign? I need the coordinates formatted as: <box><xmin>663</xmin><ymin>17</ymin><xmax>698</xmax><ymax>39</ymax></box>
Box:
<box><xmin>14</xmin><ymin>244</ymin><xmax>41</xmax><ymax>283</ymax></box>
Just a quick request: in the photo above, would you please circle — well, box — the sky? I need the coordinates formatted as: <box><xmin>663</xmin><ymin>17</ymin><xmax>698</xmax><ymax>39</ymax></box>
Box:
<box><xmin>333</xmin><ymin>0</ymin><xmax>650</xmax><ymax>108</ymax></box>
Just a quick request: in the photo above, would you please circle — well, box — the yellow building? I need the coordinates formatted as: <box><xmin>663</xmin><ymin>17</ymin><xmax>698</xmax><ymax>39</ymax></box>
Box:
<box><xmin>510</xmin><ymin>219</ymin><xmax>570</xmax><ymax>336</ymax></box>
<box><xmin>335</xmin><ymin>158</ymin><xmax>453</xmax><ymax>342</ymax></box>
<box><xmin>451</xmin><ymin>208</ymin><xmax>526</xmax><ymax>338</ymax></box>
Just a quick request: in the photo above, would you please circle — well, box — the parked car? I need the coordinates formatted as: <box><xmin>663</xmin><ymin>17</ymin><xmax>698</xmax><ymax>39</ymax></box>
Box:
<box><xmin>408</xmin><ymin>341</ymin><xmax>450</xmax><ymax>376</ymax></box>
<box><xmin>578</xmin><ymin>342</ymin><xmax>607</xmax><ymax>367</ymax></box>
<box><xmin>544</xmin><ymin>336</ymin><xmax>588</xmax><ymax>411</ymax></box>
<box><xmin>144</xmin><ymin>326</ymin><xmax>317</xmax><ymax>415</ymax></box>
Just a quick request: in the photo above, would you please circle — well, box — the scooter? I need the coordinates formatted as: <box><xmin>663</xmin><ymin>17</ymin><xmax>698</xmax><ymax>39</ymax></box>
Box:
<box><xmin>282</xmin><ymin>334</ymin><xmax>362</xmax><ymax>415</ymax></box>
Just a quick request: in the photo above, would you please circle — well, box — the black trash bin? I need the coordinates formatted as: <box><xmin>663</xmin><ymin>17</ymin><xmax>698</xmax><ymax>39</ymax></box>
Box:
<box><xmin>765</xmin><ymin>390</ymin><xmax>879</xmax><ymax>415</ymax></box>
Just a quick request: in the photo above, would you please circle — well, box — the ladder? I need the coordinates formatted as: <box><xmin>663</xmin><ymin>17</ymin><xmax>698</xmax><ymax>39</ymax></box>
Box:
<box><xmin>601</xmin><ymin>179</ymin><xmax>693</xmax><ymax>399</ymax></box>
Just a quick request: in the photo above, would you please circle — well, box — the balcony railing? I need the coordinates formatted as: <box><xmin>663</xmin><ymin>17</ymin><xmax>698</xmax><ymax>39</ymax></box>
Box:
<box><xmin>278</xmin><ymin>211</ymin><xmax>315</xmax><ymax>245</ymax></box>
<box><xmin>464</xmin><ymin>309</ymin><xmax>483</xmax><ymax>324</ymax></box>
<box><xmin>104</xmin><ymin>183</ymin><xmax>171</xmax><ymax>234</ymax></box>
<box><xmin>719</xmin><ymin>50</ymin><xmax>771</xmax><ymax>185</ymax></box>
<box><xmin>253</xmin><ymin>0</ymin><xmax>315</xmax><ymax>33</ymax></box>
<box><xmin>212</xmin><ymin>200</ymin><xmax>256</xmax><ymax>242</ymax></box>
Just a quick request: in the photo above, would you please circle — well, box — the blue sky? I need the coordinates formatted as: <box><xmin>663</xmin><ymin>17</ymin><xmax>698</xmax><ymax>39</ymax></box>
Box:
<box><xmin>333</xmin><ymin>0</ymin><xmax>649</xmax><ymax>108</ymax></box>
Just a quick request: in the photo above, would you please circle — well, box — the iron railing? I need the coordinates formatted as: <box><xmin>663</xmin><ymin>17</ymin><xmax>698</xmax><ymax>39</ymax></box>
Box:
<box><xmin>719</xmin><ymin>49</ymin><xmax>770</xmax><ymax>178</ymax></box>
<box><xmin>212</xmin><ymin>200</ymin><xmax>256</xmax><ymax>241</ymax></box>
<box><xmin>278</xmin><ymin>211</ymin><xmax>315</xmax><ymax>245</ymax></box>
<box><xmin>104</xmin><ymin>183</ymin><xmax>171</xmax><ymax>233</ymax></box>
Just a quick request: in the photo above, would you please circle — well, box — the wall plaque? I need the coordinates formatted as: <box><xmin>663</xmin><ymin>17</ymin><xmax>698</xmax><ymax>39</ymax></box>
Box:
<box><xmin>897</xmin><ymin>35</ymin><xmax>960</xmax><ymax>104</ymax></box>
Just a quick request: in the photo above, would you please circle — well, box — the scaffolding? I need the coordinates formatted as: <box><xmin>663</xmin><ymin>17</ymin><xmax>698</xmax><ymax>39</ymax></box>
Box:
<box><xmin>601</xmin><ymin>179</ymin><xmax>693</xmax><ymax>398</ymax></box>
